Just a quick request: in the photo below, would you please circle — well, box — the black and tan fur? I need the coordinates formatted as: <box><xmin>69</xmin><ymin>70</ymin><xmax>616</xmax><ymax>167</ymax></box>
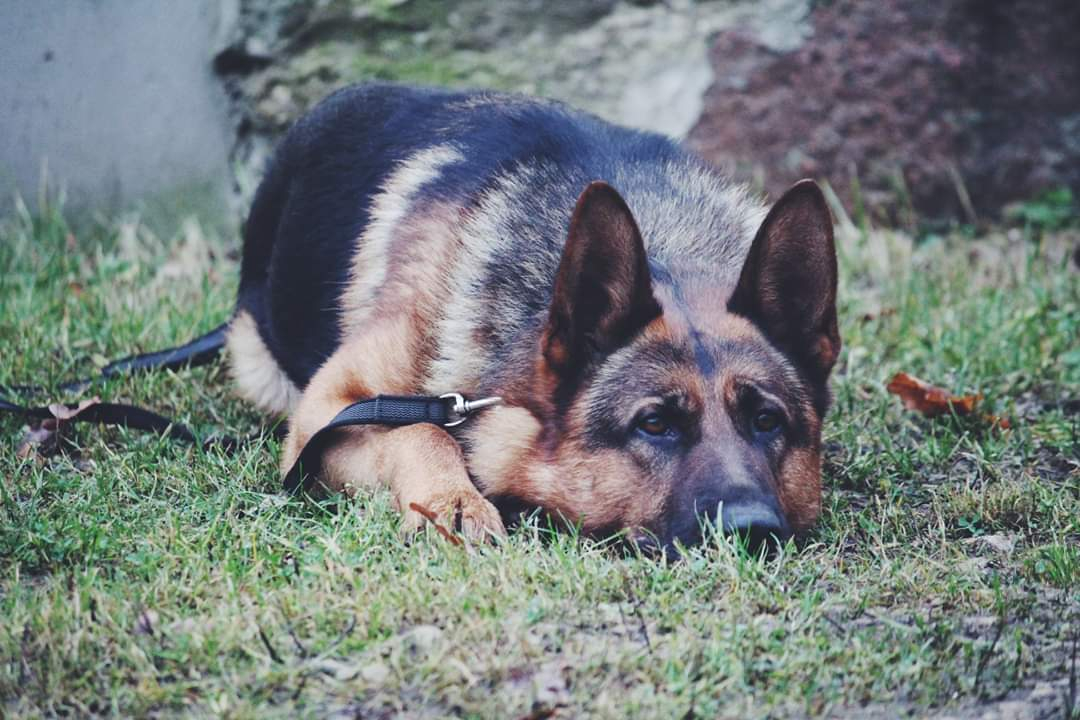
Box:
<box><xmin>226</xmin><ymin>83</ymin><xmax>841</xmax><ymax>552</ymax></box>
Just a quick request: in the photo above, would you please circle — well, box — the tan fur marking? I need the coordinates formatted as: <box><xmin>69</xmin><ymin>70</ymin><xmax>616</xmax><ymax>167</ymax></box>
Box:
<box><xmin>637</xmin><ymin>314</ymin><xmax>678</xmax><ymax>343</ymax></box>
<box><xmin>226</xmin><ymin>310</ymin><xmax>300</xmax><ymax>415</ymax></box>
<box><xmin>463</xmin><ymin>405</ymin><xmax>543</xmax><ymax>496</ymax></box>
<box><xmin>685</xmin><ymin>303</ymin><xmax>761</xmax><ymax>340</ymax></box>
<box><xmin>282</xmin><ymin>317</ymin><xmax>421</xmax><ymax>472</ymax></box>
<box><xmin>479</xmin><ymin>440</ymin><xmax>660</xmax><ymax>533</ymax></box>
<box><xmin>340</xmin><ymin>146</ymin><xmax>464</xmax><ymax>334</ymax></box>
<box><xmin>370</xmin><ymin>203</ymin><xmax>466</xmax><ymax>325</ymax></box>
<box><xmin>778</xmin><ymin>447</ymin><xmax>823</xmax><ymax>531</ymax></box>
<box><xmin>469</xmin><ymin>389</ymin><xmax>670</xmax><ymax>535</ymax></box>
<box><xmin>477</xmin><ymin>315</ymin><xmax>687</xmax><ymax>535</ymax></box>
<box><xmin>538</xmin><ymin>445</ymin><xmax>667</xmax><ymax>534</ymax></box>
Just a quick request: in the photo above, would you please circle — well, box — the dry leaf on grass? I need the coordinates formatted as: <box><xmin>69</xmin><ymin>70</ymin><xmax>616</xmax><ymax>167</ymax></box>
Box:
<box><xmin>15</xmin><ymin>397</ymin><xmax>100</xmax><ymax>459</ymax></box>
<box><xmin>885</xmin><ymin>373</ymin><xmax>1010</xmax><ymax>428</ymax></box>
<box><xmin>408</xmin><ymin>502</ymin><xmax>463</xmax><ymax>546</ymax></box>
<box><xmin>886</xmin><ymin>372</ymin><xmax>980</xmax><ymax>416</ymax></box>
<box><xmin>16</xmin><ymin>426</ymin><xmax>58</xmax><ymax>459</ymax></box>
<box><xmin>47</xmin><ymin>398</ymin><xmax>101</xmax><ymax>421</ymax></box>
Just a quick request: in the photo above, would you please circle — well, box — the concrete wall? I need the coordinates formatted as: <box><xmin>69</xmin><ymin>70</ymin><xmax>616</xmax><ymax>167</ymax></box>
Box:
<box><xmin>0</xmin><ymin>1</ymin><xmax>236</xmax><ymax>225</ymax></box>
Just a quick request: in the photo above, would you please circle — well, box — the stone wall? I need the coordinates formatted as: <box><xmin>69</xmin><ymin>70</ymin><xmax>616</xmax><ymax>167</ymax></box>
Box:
<box><xmin>0</xmin><ymin>1</ymin><xmax>237</xmax><ymax>228</ymax></box>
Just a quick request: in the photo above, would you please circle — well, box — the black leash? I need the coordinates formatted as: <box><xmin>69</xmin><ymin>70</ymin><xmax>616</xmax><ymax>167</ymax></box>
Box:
<box><xmin>61</xmin><ymin>324</ymin><xmax>228</xmax><ymax>394</ymax></box>
<box><xmin>281</xmin><ymin>393</ymin><xmax>501</xmax><ymax>494</ymax></box>
<box><xmin>1</xmin><ymin>395</ymin><xmax>219</xmax><ymax>447</ymax></box>
<box><xmin>2</xmin><ymin>325</ymin><xmax>502</xmax><ymax>493</ymax></box>
<box><xmin>2</xmin><ymin>324</ymin><xmax>229</xmax><ymax>397</ymax></box>
<box><xmin>0</xmin><ymin>323</ymin><xmax>257</xmax><ymax>451</ymax></box>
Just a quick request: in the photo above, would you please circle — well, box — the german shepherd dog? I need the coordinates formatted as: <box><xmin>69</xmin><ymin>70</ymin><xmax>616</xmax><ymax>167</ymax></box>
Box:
<box><xmin>226</xmin><ymin>83</ymin><xmax>841</xmax><ymax>552</ymax></box>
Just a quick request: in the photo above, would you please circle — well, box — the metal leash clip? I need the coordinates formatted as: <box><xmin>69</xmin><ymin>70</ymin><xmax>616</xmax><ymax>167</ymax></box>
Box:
<box><xmin>440</xmin><ymin>393</ymin><xmax>503</xmax><ymax>427</ymax></box>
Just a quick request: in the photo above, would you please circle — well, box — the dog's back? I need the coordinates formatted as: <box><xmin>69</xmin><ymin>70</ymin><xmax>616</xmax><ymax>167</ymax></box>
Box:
<box><xmin>231</xmin><ymin>83</ymin><xmax>763</xmax><ymax>410</ymax></box>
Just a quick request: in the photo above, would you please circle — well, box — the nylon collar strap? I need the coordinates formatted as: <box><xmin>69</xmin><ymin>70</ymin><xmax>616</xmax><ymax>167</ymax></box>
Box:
<box><xmin>282</xmin><ymin>393</ymin><xmax>501</xmax><ymax>494</ymax></box>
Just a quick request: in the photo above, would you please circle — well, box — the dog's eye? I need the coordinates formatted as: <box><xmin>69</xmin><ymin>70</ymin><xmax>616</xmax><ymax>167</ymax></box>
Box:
<box><xmin>752</xmin><ymin>409</ymin><xmax>783</xmax><ymax>435</ymax></box>
<box><xmin>636</xmin><ymin>413</ymin><xmax>671</xmax><ymax>437</ymax></box>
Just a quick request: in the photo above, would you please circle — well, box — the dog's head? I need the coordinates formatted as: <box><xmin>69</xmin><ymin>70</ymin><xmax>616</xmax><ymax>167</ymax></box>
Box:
<box><xmin>473</xmin><ymin>180</ymin><xmax>840</xmax><ymax>553</ymax></box>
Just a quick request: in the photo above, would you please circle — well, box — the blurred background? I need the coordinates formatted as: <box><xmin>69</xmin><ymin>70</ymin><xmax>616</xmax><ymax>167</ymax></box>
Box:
<box><xmin>2</xmin><ymin>0</ymin><xmax>1078</xmax><ymax>235</ymax></box>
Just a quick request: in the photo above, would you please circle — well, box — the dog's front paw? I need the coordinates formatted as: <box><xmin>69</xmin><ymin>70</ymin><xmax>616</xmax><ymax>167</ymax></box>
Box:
<box><xmin>402</xmin><ymin>489</ymin><xmax>507</xmax><ymax>544</ymax></box>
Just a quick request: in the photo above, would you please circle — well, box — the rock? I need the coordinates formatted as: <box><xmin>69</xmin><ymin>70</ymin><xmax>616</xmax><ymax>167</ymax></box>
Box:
<box><xmin>217</xmin><ymin>0</ymin><xmax>810</xmax><ymax>205</ymax></box>
<box><xmin>531</xmin><ymin>661</ymin><xmax>570</xmax><ymax>716</ymax></box>
<box><xmin>313</xmin><ymin>657</ymin><xmax>389</xmax><ymax>683</ymax></box>
<box><xmin>964</xmin><ymin>533</ymin><xmax>1017</xmax><ymax>555</ymax></box>
<box><xmin>359</xmin><ymin>661</ymin><xmax>390</xmax><ymax>684</ymax></box>
<box><xmin>401</xmin><ymin>623</ymin><xmax>443</xmax><ymax>657</ymax></box>
<box><xmin>688</xmin><ymin>0</ymin><xmax>1080</xmax><ymax>224</ymax></box>
<box><xmin>492</xmin><ymin>0</ymin><xmax>810</xmax><ymax>141</ymax></box>
<box><xmin>314</xmin><ymin>658</ymin><xmax>363</xmax><ymax>681</ymax></box>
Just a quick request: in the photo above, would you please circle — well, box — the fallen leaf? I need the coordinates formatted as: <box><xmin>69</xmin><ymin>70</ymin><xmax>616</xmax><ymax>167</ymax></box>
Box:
<box><xmin>16</xmin><ymin>423</ymin><xmax>59</xmax><ymax>459</ymax></box>
<box><xmin>886</xmin><ymin>372</ymin><xmax>980</xmax><ymax>417</ymax></box>
<box><xmin>48</xmin><ymin>398</ymin><xmax>100</xmax><ymax>421</ymax></box>
<box><xmin>15</xmin><ymin>397</ymin><xmax>100</xmax><ymax>459</ymax></box>
<box><xmin>885</xmin><ymin>373</ymin><xmax>1010</xmax><ymax>428</ymax></box>
<box><xmin>408</xmin><ymin>502</ymin><xmax>463</xmax><ymax>546</ymax></box>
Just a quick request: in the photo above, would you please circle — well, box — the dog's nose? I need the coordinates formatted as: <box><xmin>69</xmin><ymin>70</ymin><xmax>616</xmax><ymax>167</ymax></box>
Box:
<box><xmin>720</xmin><ymin>500</ymin><xmax>792</xmax><ymax>548</ymax></box>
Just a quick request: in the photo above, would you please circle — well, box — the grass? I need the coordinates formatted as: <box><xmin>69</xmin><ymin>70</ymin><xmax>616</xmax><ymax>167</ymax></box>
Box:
<box><xmin>0</xmin><ymin>196</ymin><xmax>1077</xmax><ymax>718</ymax></box>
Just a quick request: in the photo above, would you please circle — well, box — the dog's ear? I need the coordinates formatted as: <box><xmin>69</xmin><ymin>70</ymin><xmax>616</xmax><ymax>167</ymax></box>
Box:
<box><xmin>729</xmin><ymin>179</ymin><xmax>841</xmax><ymax>383</ymax></box>
<box><xmin>542</xmin><ymin>181</ymin><xmax>661</xmax><ymax>374</ymax></box>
